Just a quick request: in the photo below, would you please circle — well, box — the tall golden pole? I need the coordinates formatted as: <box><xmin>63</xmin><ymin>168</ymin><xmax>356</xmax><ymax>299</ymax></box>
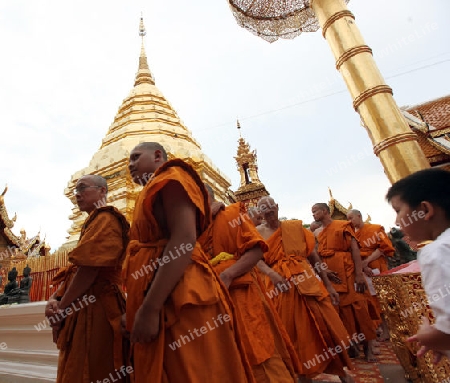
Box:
<box><xmin>311</xmin><ymin>0</ymin><xmax>430</xmax><ymax>183</ymax></box>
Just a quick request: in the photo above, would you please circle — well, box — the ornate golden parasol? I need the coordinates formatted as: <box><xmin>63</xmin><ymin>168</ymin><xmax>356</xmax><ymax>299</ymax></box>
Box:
<box><xmin>227</xmin><ymin>0</ymin><xmax>430</xmax><ymax>182</ymax></box>
<box><xmin>228</xmin><ymin>0</ymin><xmax>326</xmax><ymax>43</ymax></box>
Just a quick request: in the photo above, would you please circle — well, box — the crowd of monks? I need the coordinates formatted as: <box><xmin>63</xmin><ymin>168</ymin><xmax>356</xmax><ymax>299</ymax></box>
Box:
<box><xmin>44</xmin><ymin>141</ymin><xmax>396</xmax><ymax>383</ymax></box>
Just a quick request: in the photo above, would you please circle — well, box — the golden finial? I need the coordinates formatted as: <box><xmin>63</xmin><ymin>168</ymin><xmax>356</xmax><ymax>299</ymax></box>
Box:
<box><xmin>237</xmin><ymin>119</ymin><xmax>242</xmax><ymax>137</ymax></box>
<box><xmin>139</xmin><ymin>14</ymin><xmax>146</xmax><ymax>38</ymax></box>
<box><xmin>328</xmin><ymin>187</ymin><xmax>333</xmax><ymax>200</ymax></box>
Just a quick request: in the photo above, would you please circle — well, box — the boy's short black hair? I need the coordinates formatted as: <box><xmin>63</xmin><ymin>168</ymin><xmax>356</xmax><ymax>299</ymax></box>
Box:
<box><xmin>386</xmin><ymin>168</ymin><xmax>450</xmax><ymax>219</ymax></box>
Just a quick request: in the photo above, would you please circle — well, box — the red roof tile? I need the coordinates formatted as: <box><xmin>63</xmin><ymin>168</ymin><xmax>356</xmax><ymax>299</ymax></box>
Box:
<box><xmin>406</xmin><ymin>95</ymin><xmax>450</xmax><ymax>130</ymax></box>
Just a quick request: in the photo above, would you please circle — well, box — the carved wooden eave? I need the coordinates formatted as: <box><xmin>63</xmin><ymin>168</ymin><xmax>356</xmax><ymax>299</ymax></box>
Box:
<box><xmin>328</xmin><ymin>188</ymin><xmax>371</xmax><ymax>222</ymax></box>
<box><xmin>0</xmin><ymin>186</ymin><xmax>46</xmax><ymax>256</ymax></box>
<box><xmin>0</xmin><ymin>186</ymin><xmax>18</xmax><ymax>229</ymax></box>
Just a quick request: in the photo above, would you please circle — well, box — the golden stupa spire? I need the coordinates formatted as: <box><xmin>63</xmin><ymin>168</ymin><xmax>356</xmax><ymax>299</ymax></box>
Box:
<box><xmin>135</xmin><ymin>15</ymin><xmax>155</xmax><ymax>86</ymax></box>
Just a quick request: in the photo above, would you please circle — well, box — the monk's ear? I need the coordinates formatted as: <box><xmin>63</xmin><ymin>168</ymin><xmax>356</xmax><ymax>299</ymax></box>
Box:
<box><xmin>154</xmin><ymin>149</ymin><xmax>164</xmax><ymax>163</ymax></box>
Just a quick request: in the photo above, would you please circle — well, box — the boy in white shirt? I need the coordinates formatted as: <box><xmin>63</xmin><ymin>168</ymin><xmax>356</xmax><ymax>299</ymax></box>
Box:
<box><xmin>386</xmin><ymin>168</ymin><xmax>450</xmax><ymax>362</ymax></box>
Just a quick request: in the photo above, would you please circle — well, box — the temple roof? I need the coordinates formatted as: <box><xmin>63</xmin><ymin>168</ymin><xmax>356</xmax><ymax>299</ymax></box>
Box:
<box><xmin>0</xmin><ymin>186</ymin><xmax>46</xmax><ymax>257</ymax></box>
<box><xmin>328</xmin><ymin>188</ymin><xmax>371</xmax><ymax>222</ymax></box>
<box><xmin>401</xmin><ymin>95</ymin><xmax>450</xmax><ymax>170</ymax></box>
<box><xmin>0</xmin><ymin>186</ymin><xmax>20</xmax><ymax>247</ymax></box>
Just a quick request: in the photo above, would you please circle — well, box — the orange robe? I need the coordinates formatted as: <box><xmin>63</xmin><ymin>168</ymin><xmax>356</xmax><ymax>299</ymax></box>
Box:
<box><xmin>123</xmin><ymin>159</ymin><xmax>255</xmax><ymax>383</ymax></box>
<box><xmin>317</xmin><ymin>220</ymin><xmax>377</xmax><ymax>342</ymax></box>
<box><xmin>199</xmin><ymin>203</ymin><xmax>300</xmax><ymax>382</ymax></box>
<box><xmin>54</xmin><ymin>206</ymin><xmax>130</xmax><ymax>383</ymax></box>
<box><xmin>264</xmin><ymin>220</ymin><xmax>353</xmax><ymax>378</ymax></box>
<box><xmin>355</xmin><ymin>224</ymin><xmax>395</xmax><ymax>325</ymax></box>
<box><xmin>356</xmin><ymin>224</ymin><xmax>395</xmax><ymax>273</ymax></box>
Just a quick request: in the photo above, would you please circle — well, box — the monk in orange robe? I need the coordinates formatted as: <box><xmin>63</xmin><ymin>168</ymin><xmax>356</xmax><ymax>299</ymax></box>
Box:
<box><xmin>256</xmin><ymin>197</ymin><xmax>354</xmax><ymax>383</ymax></box>
<box><xmin>347</xmin><ymin>209</ymin><xmax>395</xmax><ymax>341</ymax></box>
<box><xmin>199</xmin><ymin>189</ymin><xmax>300</xmax><ymax>382</ymax></box>
<box><xmin>312</xmin><ymin>203</ymin><xmax>378</xmax><ymax>362</ymax></box>
<box><xmin>45</xmin><ymin>175</ymin><xmax>131</xmax><ymax>383</ymax></box>
<box><xmin>123</xmin><ymin>142</ymin><xmax>255</xmax><ymax>383</ymax></box>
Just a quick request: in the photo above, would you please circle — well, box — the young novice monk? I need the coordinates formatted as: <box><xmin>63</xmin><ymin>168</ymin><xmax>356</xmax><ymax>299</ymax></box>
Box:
<box><xmin>386</xmin><ymin>168</ymin><xmax>450</xmax><ymax>362</ymax></box>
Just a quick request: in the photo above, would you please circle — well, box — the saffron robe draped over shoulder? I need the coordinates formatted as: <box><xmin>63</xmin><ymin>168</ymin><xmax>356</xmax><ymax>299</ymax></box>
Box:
<box><xmin>123</xmin><ymin>159</ymin><xmax>255</xmax><ymax>383</ymax></box>
<box><xmin>54</xmin><ymin>206</ymin><xmax>130</xmax><ymax>383</ymax></box>
<box><xmin>263</xmin><ymin>220</ymin><xmax>353</xmax><ymax>378</ymax></box>
<box><xmin>199</xmin><ymin>202</ymin><xmax>300</xmax><ymax>382</ymax></box>
<box><xmin>356</xmin><ymin>224</ymin><xmax>395</xmax><ymax>273</ymax></box>
<box><xmin>317</xmin><ymin>220</ymin><xmax>377</xmax><ymax>341</ymax></box>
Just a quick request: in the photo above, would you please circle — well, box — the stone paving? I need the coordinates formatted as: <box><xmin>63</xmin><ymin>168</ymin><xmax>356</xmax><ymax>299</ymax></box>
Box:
<box><xmin>313</xmin><ymin>341</ymin><xmax>408</xmax><ymax>383</ymax></box>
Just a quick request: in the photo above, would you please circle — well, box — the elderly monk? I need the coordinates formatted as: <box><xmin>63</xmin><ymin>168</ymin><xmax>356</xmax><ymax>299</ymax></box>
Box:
<box><xmin>347</xmin><ymin>209</ymin><xmax>395</xmax><ymax>342</ymax></box>
<box><xmin>199</xmin><ymin>186</ymin><xmax>300</xmax><ymax>382</ymax></box>
<box><xmin>313</xmin><ymin>203</ymin><xmax>378</xmax><ymax>362</ymax></box>
<box><xmin>45</xmin><ymin>175</ymin><xmax>130</xmax><ymax>383</ymax></box>
<box><xmin>123</xmin><ymin>142</ymin><xmax>255</xmax><ymax>383</ymax></box>
<box><xmin>256</xmin><ymin>197</ymin><xmax>354</xmax><ymax>383</ymax></box>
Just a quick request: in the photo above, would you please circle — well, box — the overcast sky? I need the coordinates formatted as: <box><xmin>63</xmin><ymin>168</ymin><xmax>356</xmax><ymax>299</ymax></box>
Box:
<box><xmin>0</xmin><ymin>0</ymin><xmax>449</xmax><ymax>250</ymax></box>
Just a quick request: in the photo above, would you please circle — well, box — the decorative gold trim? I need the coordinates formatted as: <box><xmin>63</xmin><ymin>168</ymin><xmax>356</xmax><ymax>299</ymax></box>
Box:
<box><xmin>373</xmin><ymin>133</ymin><xmax>419</xmax><ymax>156</ymax></box>
<box><xmin>353</xmin><ymin>85</ymin><xmax>393</xmax><ymax>111</ymax></box>
<box><xmin>322</xmin><ymin>10</ymin><xmax>354</xmax><ymax>38</ymax></box>
<box><xmin>336</xmin><ymin>45</ymin><xmax>372</xmax><ymax>70</ymax></box>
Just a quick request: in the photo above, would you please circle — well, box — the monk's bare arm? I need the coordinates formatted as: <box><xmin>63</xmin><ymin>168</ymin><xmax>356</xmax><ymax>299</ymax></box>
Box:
<box><xmin>142</xmin><ymin>181</ymin><xmax>196</xmax><ymax>312</ymax></box>
<box><xmin>257</xmin><ymin>260</ymin><xmax>287</xmax><ymax>290</ymax></box>
<box><xmin>257</xmin><ymin>260</ymin><xmax>274</xmax><ymax>276</ymax></box>
<box><xmin>59</xmin><ymin>267</ymin><xmax>99</xmax><ymax>310</ymax></box>
<box><xmin>350</xmin><ymin>237</ymin><xmax>365</xmax><ymax>292</ymax></box>
<box><xmin>307</xmin><ymin>250</ymin><xmax>332</xmax><ymax>287</ymax></box>
<box><xmin>362</xmin><ymin>249</ymin><xmax>382</xmax><ymax>268</ymax></box>
<box><xmin>308</xmin><ymin>249</ymin><xmax>340</xmax><ymax>305</ymax></box>
<box><xmin>222</xmin><ymin>247</ymin><xmax>263</xmax><ymax>281</ymax></box>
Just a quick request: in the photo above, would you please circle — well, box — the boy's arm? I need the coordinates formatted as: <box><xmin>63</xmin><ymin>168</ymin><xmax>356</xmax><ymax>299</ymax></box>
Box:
<box><xmin>409</xmin><ymin>317</ymin><xmax>450</xmax><ymax>355</ymax></box>
<box><xmin>131</xmin><ymin>181</ymin><xmax>197</xmax><ymax>343</ymax></box>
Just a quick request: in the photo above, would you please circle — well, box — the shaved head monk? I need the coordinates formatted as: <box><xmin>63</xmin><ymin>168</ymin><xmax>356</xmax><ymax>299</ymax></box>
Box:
<box><xmin>347</xmin><ymin>209</ymin><xmax>395</xmax><ymax>342</ymax></box>
<box><xmin>123</xmin><ymin>142</ymin><xmax>255</xmax><ymax>382</ymax></box>
<box><xmin>199</xmin><ymin>187</ymin><xmax>301</xmax><ymax>382</ymax></box>
<box><xmin>256</xmin><ymin>196</ymin><xmax>354</xmax><ymax>383</ymax></box>
<box><xmin>313</xmin><ymin>203</ymin><xmax>378</xmax><ymax>362</ymax></box>
<box><xmin>45</xmin><ymin>174</ymin><xmax>130</xmax><ymax>383</ymax></box>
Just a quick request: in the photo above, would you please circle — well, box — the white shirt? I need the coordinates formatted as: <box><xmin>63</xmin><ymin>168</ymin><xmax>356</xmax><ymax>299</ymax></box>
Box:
<box><xmin>418</xmin><ymin>227</ymin><xmax>450</xmax><ymax>343</ymax></box>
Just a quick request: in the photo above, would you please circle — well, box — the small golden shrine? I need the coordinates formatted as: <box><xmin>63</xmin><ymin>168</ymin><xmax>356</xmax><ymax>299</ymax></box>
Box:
<box><xmin>233</xmin><ymin>121</ymin><xmax>269</xmax><ymax>207</ymax></box>
<box><xmin>62</xmin><ymin>17</ymin><xmax>233</xmax><ymax>249</ymax></box>
<box><xmin>401</xmin><ymin>95</ymin><xmax>450</xmax><ymax>171</ymax></box>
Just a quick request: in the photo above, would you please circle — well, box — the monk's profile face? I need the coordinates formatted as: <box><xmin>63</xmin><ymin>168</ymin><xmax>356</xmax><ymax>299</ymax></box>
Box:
<box><xmin>74</xmin><ymin>176</ymin><xmax>106</xmax><ymax>213</ymax></box>
<box><xmin>258</xmin><ymin>197</ymin><xmax>278</xmax><ymax>223</ymax></box>
<box><xmin>347</xmin><ymin>212</ymin><xmax>362</xmax><ymax>228</ymax></box>
<box><xmin>129</xmin><ymin>146</ymin><xmax>165</xmax><ymax>185</ymax></box>
<box><xmin>311</xmin><ymin>205</ymin><xmax>326</xmax><ymax>222</ymax></box>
